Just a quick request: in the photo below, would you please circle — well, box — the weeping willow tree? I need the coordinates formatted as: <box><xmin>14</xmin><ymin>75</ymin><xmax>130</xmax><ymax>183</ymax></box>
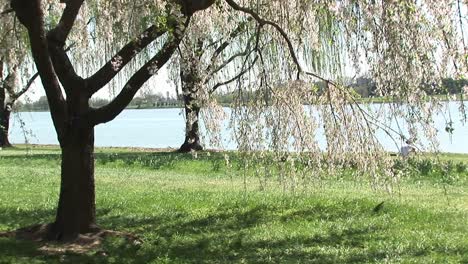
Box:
<box><xmin>4</xmin><ymin>0</ymin><xmax>467</xmax><ymax>243</ymax></box>
<box><xmin>172</xmin><ymin>0</ymin><xmax>467</xmax><ymax>191</ymax></box>
<box><xmin>0</xmin><ymin>6</ymin><xmax>38</xmax><ymax>148</ymax></box>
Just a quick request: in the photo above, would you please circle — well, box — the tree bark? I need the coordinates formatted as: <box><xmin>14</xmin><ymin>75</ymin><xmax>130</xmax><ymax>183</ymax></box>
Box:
<box><xmin>0</xmin><ymin>107</ymin><xmax>12</xmax><ymax>148</ymax></box>
<box><xmin>0</xmin><ymin>71</ymin><xmax>11</xmax><ymax>147</ymax></box>
<box><xmin>180</xmin><ymin>102</ymin><xmax>203</xmax><ymax>152</ymax></box>
<box><xmin>178</xmin><ymin>55</ymin><xmax>204</xmax><ymax>152</ymax></box>
<box><xmin>48</xmin><ymin>94</ymin><xmax>97</xmax><ymax>241</ymax></box>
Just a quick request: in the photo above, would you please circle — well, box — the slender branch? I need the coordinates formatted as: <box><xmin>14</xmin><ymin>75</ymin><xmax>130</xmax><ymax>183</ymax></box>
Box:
<box><xmin>86</xmin><ymin>25</ymin><xmax>168</xmax><ymax>94</ymax></box>
<box><xmin>208</xmin><ymin>32</ymin><xmax>260</xmax><ymax>91</ymax></box>
<box><xmin>224</xmin><ymin>0</ymin><xmax>301</xmax><ymax>73</ymax></box>
<box><xmin>11</xmin><ymin>72</ymin><xmax>39</xmax><ymax>101</ymax></box>
<box><xmin>210</xmin><ymin>54</ymin><xmax>258</xmax><ymax>93</ymax></box>
<box><xmin>224</xmin><ymin>0</ymin><xmax>337</xmax><ymax>86</ymax></box>
<box><xmin>209</xmin><ymin>46</ymin><xmax>253</xmax><ymax>76</ymax></box>
<box><xmin>205</xmin><ymin>20</ymin><xmax>250</xmax><ymax>74</ymax></box>
<box><xmin>457</xmin><ymin>0</ymin><xmax>468</xmax><ymax>67</ymax></box>
<box><xmin>0</xmin><ymin>61</ymin><xmax>4</xmax><ymax>111</ymax></box>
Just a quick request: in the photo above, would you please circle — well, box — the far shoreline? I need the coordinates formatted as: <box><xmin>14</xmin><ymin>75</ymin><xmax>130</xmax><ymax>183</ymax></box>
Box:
<box><xmin>2</xmin><ymin>144</ymin><xmax>468</xmax><ymax>158</ymax></box>
<box><xmin>14</xmin><ymin>96</ymin><xmax>468</xmax><ymax>113</ymax></box>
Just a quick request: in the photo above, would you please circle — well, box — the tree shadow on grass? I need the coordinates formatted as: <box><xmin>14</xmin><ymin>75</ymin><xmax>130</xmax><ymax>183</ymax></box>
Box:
<box><xmin>0</xmin><ymin>202</ymin><xmax>464</xmax><ymax>263</ymax></box>
<box><xmin>96</xmin><ymin>204</ymin><xmax>389</xmax><ymax>263</ymax></box>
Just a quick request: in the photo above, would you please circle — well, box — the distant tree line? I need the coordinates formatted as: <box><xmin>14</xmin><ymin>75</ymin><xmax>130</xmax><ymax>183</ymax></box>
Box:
<box><xmin>17</xmin><ymin>91</ymin><xmax>182</xmax><ymax>111</ymax></box>
<box><xmin>213</xmin><ymin>77</ymin><xmax>468</xmax><ymax>105</ymax></box>
<box><xmin>348</xmin><ymin>77</ymin><xmax>468</xmax><ymax>98</ymax></box>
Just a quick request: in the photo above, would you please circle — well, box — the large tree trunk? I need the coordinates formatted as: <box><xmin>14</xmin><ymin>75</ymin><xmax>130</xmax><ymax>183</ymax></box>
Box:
<box><xmin>180</xmin><ymin>101</ymin><xmax>203</xmax><ymax>152</ymax></box>
<box><xmin>48</xmin><ymin>93</ymin><xmax>97</xmax><ymax>241</ymax></box>
<box><xmin>0</xmin><ymin>107</ymin><xmax>12</xmax><ymax>148</ymax></box>
<box><xmin>48</xmin><ymin>123</ymin><xmax>97</xmax><ymax>241</ymax></box>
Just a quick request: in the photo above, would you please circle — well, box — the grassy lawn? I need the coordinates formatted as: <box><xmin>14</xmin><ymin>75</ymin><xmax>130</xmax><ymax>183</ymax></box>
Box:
<box><xmin>0</xmin><ymin>146</ymin><xmax>467</xmax><ymax>263</ymax></box>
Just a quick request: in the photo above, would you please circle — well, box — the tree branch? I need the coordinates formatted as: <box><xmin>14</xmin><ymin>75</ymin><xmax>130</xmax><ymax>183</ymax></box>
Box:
<box><xmin>208</xmin><ymin>45</ymin><xmax>253</xmax><ymax>77</ymax></box>
<box><xmin>88</xmin><ymin>19</ymin><xmax>190</xmax><ymax>125</ymax></box>
<box><xmin>47</xmin><ymin>41</ymin><xmax>82</xmax><ymax>96</ymax></box>
<box><xmin>0</xmin><ymin>60</ymin><xmax>4</xmax><ymax>111</ymax></box>
<box><xmin>43</xmin><ymin>0</ymin><xmax>86</xmax><ymax>96</ymax></box>
<box><xmin>224</xmin><ymin>0</ymin><xmax>337</xmax><ymax>85</ymax></box>
<box><xmin>86</xmin><ymin>25</ymin><xmax>168</xmax><ymax>95</ymax></box>
<box><xmin>89</xmin><ymin>40</ymin><xmax>180</xmax><ymax>125</ymax></box>
<box><xmin>210</xmin><ymin>54</ymin><xmax>258</xmax><ymax>93</ymax></box>
<box><xmin>11</xmin><ymin>0</ymin><xmax>67</xmax><ymax>138</ymax></box>
<box><xmin>209</xmin><ymin>23</ymin><xmax>262</xmax><ymax>93</ymax></box>
<box><xmin>3</xmin><ymin>72</ymin><xmax>15</xmax><ymax>95</ymax></box>
<box><xmin>205</xmin><ymin>19</ymin><xmax>250</xmax><ymax>73</ymax></box>
<box><xmin>176</xmin><ymin>0</ymin><xmax>216</xmax><ymax>16</ymax></box>
<box><xmin>224</xmin><ymin>0</ymin><xmax>301</xmax><ymax>74</ymax></box>
<box><xmin>48</xmin><ymin>0</ymin><xmax>84</xmax><ymax>45</ymax></box>
<box><xmin>11</xmin><ymin>72</ymin><xmax>39</xmax><ymax>101</ymax></box>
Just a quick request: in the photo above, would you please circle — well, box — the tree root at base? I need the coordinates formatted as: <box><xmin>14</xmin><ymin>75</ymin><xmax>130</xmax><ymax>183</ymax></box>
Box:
<box><xmin>0</xmin><ymin>223</ymin><xmax>142</xmax><ymax>255</ymax></box>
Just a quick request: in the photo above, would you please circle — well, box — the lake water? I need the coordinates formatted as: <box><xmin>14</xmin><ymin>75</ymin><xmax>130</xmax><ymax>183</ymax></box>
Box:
<box><xmin>8</xmin><ymin>102</ymin><xmax>468</xmax><ymax>153</ymax></box>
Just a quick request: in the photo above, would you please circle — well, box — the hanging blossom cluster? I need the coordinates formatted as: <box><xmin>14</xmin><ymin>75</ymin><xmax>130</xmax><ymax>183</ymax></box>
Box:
<box><xmin>180</xmin><ymin>0</ymin><xmax>468</xmax><ymax>191</ymax></box>
<box><xmin>337</xmin><ymin>1</ymin><xmax>467</xmax><ymax>152</ymax></box>
<box><xmin>0</xmin><ymin>0</ymin><xmax>36</xmax><ymax>108</ymax></box>
<box><xmin>59</xmin><ymin>0</ymin><xmax>172</xmax><ymax>95</ymax></box>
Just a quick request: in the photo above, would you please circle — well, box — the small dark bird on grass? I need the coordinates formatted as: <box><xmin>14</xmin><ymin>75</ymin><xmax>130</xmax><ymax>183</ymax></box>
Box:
<box><xmin>373</xmin><ymin>201</ymin><xmax>385</xmax><ymax>213</ymax></box>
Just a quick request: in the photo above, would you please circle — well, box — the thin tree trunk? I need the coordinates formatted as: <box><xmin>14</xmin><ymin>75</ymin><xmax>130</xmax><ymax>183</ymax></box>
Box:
<box><xmin>0</xmin><ymin>74</ymin><xmax>11</xmax><ymax>147</ymax></box>
<box><xmin>0</xmin><ymin>107</ymin><xmax>12</xmax><ymax>148</ymax></box>
<box><xmin>180</xmin><ymin>101</ymin><xmax>203</xmax><ymax>152</ymax></box>
<box><xmin>179</xmin><ymin>55</ymin><xmax>204</xmax><ymax>152</ymax></box>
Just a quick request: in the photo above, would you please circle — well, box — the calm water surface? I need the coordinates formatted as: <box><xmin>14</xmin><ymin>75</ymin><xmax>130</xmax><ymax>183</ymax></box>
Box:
<box><xmin>8</xmin><ymin>102</ymin><xmax>468</xmax><ymax>153</ymax></box>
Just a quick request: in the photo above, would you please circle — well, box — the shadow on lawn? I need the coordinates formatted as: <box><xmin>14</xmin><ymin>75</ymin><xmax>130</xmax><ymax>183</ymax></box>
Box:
<box><xmin>0</xmin><ymin>203</ymin><xmax>445</xmax><ymax>264</ymax></box>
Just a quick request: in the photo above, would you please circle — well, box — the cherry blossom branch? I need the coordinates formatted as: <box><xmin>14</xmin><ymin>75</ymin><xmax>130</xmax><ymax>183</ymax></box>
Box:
<box><xmin>210</xmin><ymin>54</ymin><xmax>258</xmax><ymax>92</ymax></box>
<box><xmin>89</xmin><ymin>19</ymin><xmax>190</xmax><ymax>125</ymax></box>
<box><xmin>11</xmin><ymin>72</ymin><xmax>39</xmax><ymax>101</ymax></box>
<box><xmin>205</xmin><ymin>20</ymin><xmax>250</xmax><ymax>73</ymax></box>
<box><xmin>87</xmin><ymin>25</ymin><xmax>168</xmax><ymax>94</ymax></box>
<box><xmin>224</xmin><ymin>0</ymin><xmax>338</xmax><ymax>86</ymax></box>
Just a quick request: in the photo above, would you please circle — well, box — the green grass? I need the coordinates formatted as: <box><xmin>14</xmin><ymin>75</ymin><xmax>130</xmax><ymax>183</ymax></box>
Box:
<box><xmin>0</xmin><ymin>146</ymin><xmax>467</xmax><ymax>263</ymax></box>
